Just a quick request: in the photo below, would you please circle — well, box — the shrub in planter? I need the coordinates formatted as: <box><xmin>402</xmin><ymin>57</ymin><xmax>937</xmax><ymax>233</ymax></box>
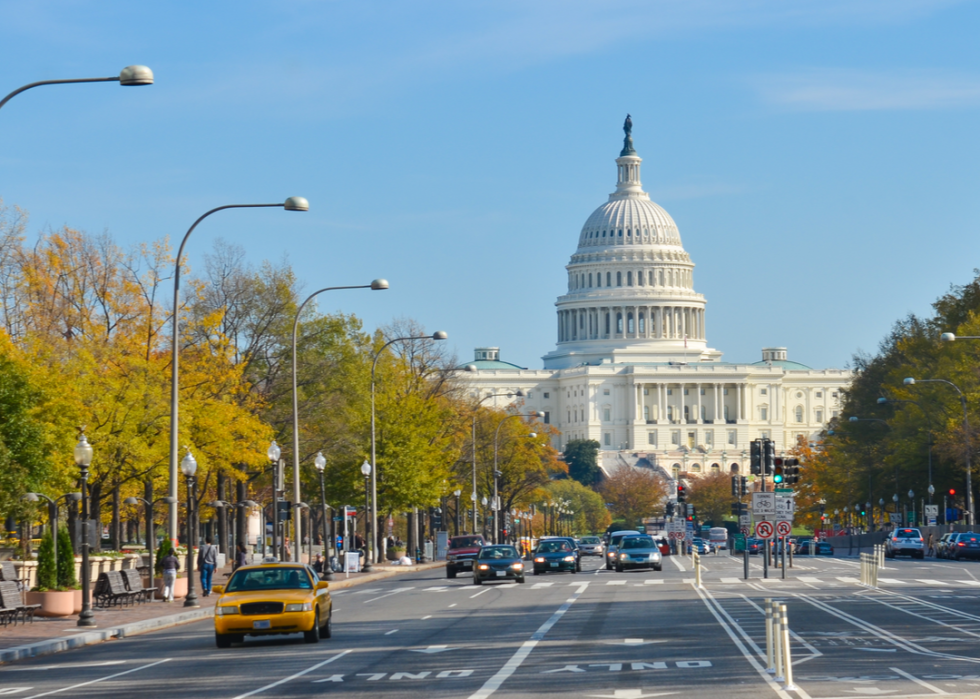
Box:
<box><xmin>34</xmin><ymin>531</ymin><xmax>57</xmax><ymax>591</ymax></box>
<box><xmin>57</xmin><ymin>526</ymin><xmax>77</xmax><ymax>589</ymax></box>
<box><xmin>155</xmin><ymin>538</ymin><xmax>175</xmax><ymax>575</ymax></box>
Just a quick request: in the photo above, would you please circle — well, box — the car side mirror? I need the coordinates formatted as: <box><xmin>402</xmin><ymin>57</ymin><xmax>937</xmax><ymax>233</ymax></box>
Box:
<box><xmin>212</xmin><ymin>585</ymin><xmax>224</xmax><ymax>594</ymax></box>
<box><xmin>317</xmin><ymin>580</ymin><xmax>330</xmax><ymax>590</ymax></box>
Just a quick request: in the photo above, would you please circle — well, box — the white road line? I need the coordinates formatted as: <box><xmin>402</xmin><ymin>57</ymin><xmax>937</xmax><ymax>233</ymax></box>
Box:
<box><xmin>449</xmin><ymin>603</ymin><xmax>457</xmax><ymax>607</ymax></box>
<box><xmin>797</xmin><ymin>577</ymin><xmax>822</xmax><ymax>583</ymax></box>
<box><xmin>916</xmin><ymin>579</ymin><xmax>948</xmax><ymax>586</ymax></box>
<box><xmin>670</xmin><ymin>556</ymin><xmax>685</xmax><ymax>572</ymax></box>
<box><xmin>644</xmin><ymin>579</ymin><xmax>663</xmax><ymax>585</ymax></box>
<box><xmin>876</xmin><ymin>578</ymin><xmax>908</xmax><ymax>585</ymax></box>
<box><xmin>531</xmin><ymin>582</ymin><xmax>553</xmax><ymax>588</ymax></box>
<box><xmin>385</xmin><ymin>629</ymin><xmax>398</xmax><ymax>635</ymax></box>
<box><xmin>720</xmin><ymin>577</ymin><xmax>742</xmax><ymax>584</ymax></box>
<box><xmin>23</xmin><ymin>659</ymin><xmax>171</xmax><ymax>699</ymax></box>
<box><xmin>466</xmin><ymin>584</ymin><xmax>589</xmax><ymax>699</ymax></box>
<box><xmin>835</xmin><ymin>577</ymin><xmax>860</xmax><ymax>583</ymax></box>
<box><xmin>470</xmin><ymin>588</ymin><xmax>490</xmax><ymax>598</ymax></box>
<box><xmin>889</xmin><ymin>667</ymin><xmax>949</xmax><ymax>694</ymax></box>
<box><xmin>363</xmin><ymin>587</ymin><xmax>414</xmax><ymax>604</ymax></box>
<box><xmin>231</xmin><ymin>650</ymin><xmax>350</xmax><ymax>699</ymax></box>
<box><xmin>606</xmin><ymin>580</ymin><xmax>626</xmax><ymax>586</ymax></box>
<box><xmin>422</xmin><ymin>615</ymin><xmax>432</xmax><ymax>619</ymax></box>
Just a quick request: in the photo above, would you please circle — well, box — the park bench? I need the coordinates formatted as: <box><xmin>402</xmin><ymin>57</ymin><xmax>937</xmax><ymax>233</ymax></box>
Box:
<box><xmin>0</xmin><ymin>561</ymin><xmax>28</xmax><ymax>590</ymax></box>
<box><xmin>93</xmin><ymin>571</ymin><xmax>139</xmax><ymax>608</ymax></box>
<box><xmin>0</xmin><ymin>581</ymin><xmax>38</xmax><ymax>624</ymax></box>
<box><xmin>121</xmin><ymin>568</ymin><xmax>152</xmax><ymax>603</ymax></box>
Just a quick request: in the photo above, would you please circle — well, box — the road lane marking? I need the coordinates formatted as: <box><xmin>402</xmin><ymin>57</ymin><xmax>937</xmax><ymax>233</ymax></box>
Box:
<box><xmin>798</xmin><ymin>577</ymin><xmax>822</xmax><ymax>583</ymax></box>
<box><xmin>835</xmin><ymin>577</ymin><xmax>860</xmax><ymax>583</ymax></box>
<box><xmin>466</xmin><ymin>583</ymin><xmax>589</xmax><ymax>699</ymax></box>
<box><xmin>720</xmin><ymin>578</ymin><xmax>742</xmax><ymax>584</ymax></box>
<box><xmin>916</xmin><ymin>579</ymin><xmax>948</xmax><ymax>586</ymax></box>
<box><xmin>670</xmin><ymin>557</ymin><xmax>685</xmax><ymax>572</ymax></box>
<box><xmin>1</xmin><ymin>661</ymin><xmax>127</xmax><ymax>672</ymax></box>
<box><xmin>385</xmin><ymin>629</ymin><xmax>399</xmax><ymax>635</ymax></box>
<box><xmin>231</xmin><ymin>650</ymin><xmax>350</xmax><ymax>698</ymax></box>
<box><xmin>470</xmin><ymin>588</ymin><xmax>490</xmax><ymax>598</ymax></box>
<box><xmin>606</xmin><ymin>581</ymin><xmax>626</xmax><ymax>586</ymax></box>
<box><xmin>422</xmin><ymin>615</ymin><xmax>433</xmax><ymax>619</ymax></box>
<box><xmin>889</xmin><ymin>667</ymin><xmax>948</xmax><ymax>694</ymax></box>
<box><xmin>23</xmin><ymin>659</ymin><xmax>171</xmax><ymax>699</ymax></box>
<box><xmin>364</xmin><ymin>587</ymin><xmax>414</xmax><ymax>604</ymax></box>
<box><xmin>449</xmin><ymin>603</ymin><xmax>457</xmax><ymax>607</ymax></box>
<box><xmin>531</xmin><ymin>582</ymin><xmax>553</xmax><ymax>588</ymax></box>
<box><xmin>643</xmin><ymin>580</ymin><xmax>663</xmax><ymax>584</ymax></box>
<box><xmin>876</xmin><ymin>578</ymin><xmax>908</xmax><ymax>585</ymax></box>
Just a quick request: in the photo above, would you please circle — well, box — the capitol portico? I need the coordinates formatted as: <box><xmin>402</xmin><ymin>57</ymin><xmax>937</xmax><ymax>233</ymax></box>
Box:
<box><xmin>465</xmin><ymin>118</ymin><xmax>850</xmax><ymax>477</ymax></box>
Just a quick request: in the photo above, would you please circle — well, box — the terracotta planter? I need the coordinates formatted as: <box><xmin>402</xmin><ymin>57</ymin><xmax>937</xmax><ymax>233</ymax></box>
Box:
<box><xmin>73</xmin><ymin>588</ymin><xmax>82</xmax><ymax>613</ymax></box>
<box><xmin>25</xmin><ymin>590</ymin><xmax>76</xmax><ymax>617</ymax></box>
<box><xmin>154</xmin><ymin>575</ymin><xmax>187</xmax><ymax>600</ymax></box>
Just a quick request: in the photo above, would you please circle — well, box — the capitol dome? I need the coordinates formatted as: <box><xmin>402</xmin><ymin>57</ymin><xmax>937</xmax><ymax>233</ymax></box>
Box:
<box><xmin>542</xmin><ymin>116</ymin><xmax>720</xmax><ymax>370</ymax></box>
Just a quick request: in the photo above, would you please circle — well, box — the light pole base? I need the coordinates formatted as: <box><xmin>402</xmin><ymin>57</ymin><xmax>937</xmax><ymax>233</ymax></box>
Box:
<box><xmin>183</xmin><ymin>593</ymin><xmax>199</xmax><ymax>608</ymax></box>
<box><xmin>76</xmin><ymin>615</ymin><xmax>96</xmax><ymax>628</ymax></box>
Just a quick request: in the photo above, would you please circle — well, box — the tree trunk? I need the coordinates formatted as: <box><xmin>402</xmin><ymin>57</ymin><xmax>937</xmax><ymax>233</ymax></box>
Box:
<box><xmin>235</xmin><ymin>480</ymin><xmax>246</xmax><ymax>553</ymax></box>
<box><xmin>217</xmin><ymin>473</ymin><xmax>228</xmax><ymax>555</ymax></box>
<box><xmin>406</xmin><ymin>510</ymin><xmax>416</xmax><ymax>558</ymax></box>
<box><xmin>111</xmin><ymin>486</ymin><xmax>121</xmax><ymax>550</ymax></box>
<box><xmin>90</xmin><ymin>482</ymin><xmax>103</xmax><ymax>552</ymax></box>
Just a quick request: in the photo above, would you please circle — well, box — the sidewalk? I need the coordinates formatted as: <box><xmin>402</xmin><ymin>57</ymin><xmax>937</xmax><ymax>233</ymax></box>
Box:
<box><xmin>0</xmin><ymin>560</ymin><xmax>444</xmax><ymax>664</ymax></box>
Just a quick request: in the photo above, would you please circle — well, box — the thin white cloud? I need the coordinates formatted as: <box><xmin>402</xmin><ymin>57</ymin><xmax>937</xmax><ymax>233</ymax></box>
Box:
<box><xmin>754</xmin><ymin>69</ymin><xmax>980</xmax><ymax>111</ymax></box>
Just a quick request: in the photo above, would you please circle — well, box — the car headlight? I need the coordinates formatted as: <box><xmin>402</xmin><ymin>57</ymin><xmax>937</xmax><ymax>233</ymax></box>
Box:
<box><xmin>511</xmin><ymin>562</ymin><xmax>523</xmax><ymax>570</ymax></box>
<box><xmin>564</xmin><ymin>556</ymin><xmax>575</xmax><ymax>562</ymax></box>
<box><xmin>478</xmin><ymin>564</ymin><xmax>489</xmax><ymax>570</ymax></box>
<box><xmin>284</xmin><ymin>602</ymin><xmax>313</xmax><ymax>612</ymax></box>
<box><xmin>620</xmin><ymin>553</ymin><xmax>628</xmax><ymax>559</ymax></box>
<box><xmin>534</xmin><ymin>557</ymin><xmax>545</xmax><ymax>563</ymax></box>
<box><xmin>216</xmin><ymin>605</ymin><xmax>239</xmax><ymax>616</ymax></box>
<box><xmin>447</xmin><ymin>555</ymin><xmax>456</xmax><ymax>561</ymax></box>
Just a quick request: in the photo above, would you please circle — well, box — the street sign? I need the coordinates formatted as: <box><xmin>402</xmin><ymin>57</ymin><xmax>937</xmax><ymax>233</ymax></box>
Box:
<box><xmin>752</xmin><ymin>492</ymin><xmax>775</xmax><ymax>516</ymax></box>
<box><xmin>755</xmin><ymin>521</ymin><xmax>774</xmax><ymax>539</ymax></box>
<box><xmin>889</xmin><ymin>513</ymin><xmax>903</xmax><ymax>525</ymax></box>
<box><xmin>924</xmin><ymin>505</ymin><xmax>938</xmax><ymax>519</ymax></box>
<box><xmin>738</xmin><ymin>514</ymin><xmax>750</xmax><ymax>526</ymax></box>
<box><xmin>666</xmin><ymin>521</ymin><xmax>685</xmax><ymax>535</ymax></box>
<box><xmin>668</xmin><ymin>531</ymin><xmax>685</xmax><ymax>540</ymax></box>
<box><xmin>776</xmin><ymin>521</ymin><xmax>792</xmax><ymax>537</ymax></box>
<box><xmin>740</xmin><ymin>526</ymin><xmax>749</xmax><ymax>536</ymax></box>
<box><xmin>775</xmin><ymin>496</ymin><xmax>795</xmax><ymax>516</ymax></box>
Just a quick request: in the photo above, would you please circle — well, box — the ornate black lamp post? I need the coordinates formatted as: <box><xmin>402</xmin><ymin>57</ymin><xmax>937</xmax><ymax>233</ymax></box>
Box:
<box><xmin>181</xmin><ymin>448</ymin><xmax>199</xmax><ymax>608</ymax></box>
<box><xmin>314</xmin><ymin>452</ymin><xmax>333</xmax><ymax>579</ymax></box>
<box><xmin>360</xmin><ymin>461</ymin><xmax>372</xmax><ymax>572</ymax></box>
<box><xmin>75</xmin><ymin>433</ymin><xmax>95</xmax><ymax>627</ymax></box>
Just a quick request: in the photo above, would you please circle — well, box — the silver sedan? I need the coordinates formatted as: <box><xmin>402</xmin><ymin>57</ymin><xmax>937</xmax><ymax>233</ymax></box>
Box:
<box><xmin>614</xmin><ymin>536</ymin><xmax>663</xmax><ymax>572</ymax></box>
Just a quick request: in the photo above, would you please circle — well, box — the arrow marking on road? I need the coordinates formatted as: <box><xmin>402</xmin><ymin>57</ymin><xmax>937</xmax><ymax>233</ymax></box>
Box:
<box><xmin>587</xmin><ymin>690</ymin><xmax>679</xmax><ymax>698</ymax></box>
<box><xmin>411</xmin><ymin>645</ymin><xmax>455</xmax><ymax>654</ymax></box>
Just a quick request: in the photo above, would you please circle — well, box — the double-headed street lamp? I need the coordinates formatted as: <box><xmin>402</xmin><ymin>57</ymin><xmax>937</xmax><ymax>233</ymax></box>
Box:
<box><xmin>370</xmin><ymin>331</ymin><xmax>448</xmax><ymax>563</ymax></box>
<box><xmin>74</xmin><ymin>434</ymin><xmax>95</xmax><ymax>627</ymax></box>
<box><xmin>0</xmin><ymin>65</ymin><xmax>153</xmax><ymax>114</ymax></box>
<box><xmin>124</xmin><ymin>494</ymin><xmax>178</xmax><ymax>597</ymax></box>
<box><xmin>167</xmin><ymin>198</ymin><xmax>308</xmax><ymax>540</ymax></box>
<box><xmin>289</xmin><ymin>280</ymin><xmax>388</xmax><ymax>562</ymax></box>
<box><xmin>180</xmin><ymin>449</ymin><xmax>199</xmax><ymax>608</ymax></box>
<box><xmin>492</xmin><ymin>412</ymin><xmax>542</xmax><ymax>544</ymax></box>
<box><xmin>903</xmin><ymin>376</ymin><xmax>974</xmax><ymax>525</ymax></box>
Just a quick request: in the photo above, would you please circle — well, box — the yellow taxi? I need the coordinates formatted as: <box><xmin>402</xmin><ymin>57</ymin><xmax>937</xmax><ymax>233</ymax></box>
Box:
<box><xmin>211</xmin><ymin>561</ymin><xmax>331</xmax><ymax>648</ymax></box>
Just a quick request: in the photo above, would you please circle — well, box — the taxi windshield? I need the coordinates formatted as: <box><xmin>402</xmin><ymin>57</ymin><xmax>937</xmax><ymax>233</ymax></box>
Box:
<box><xmin>226</xmin><ymin>567</ymin><xmax>313</xmax><ymax>592</ymax></box>
<box><xmin>478</xmin><ymin>546</ymin><xmax>520</xmax><ymax>559</ymax></box>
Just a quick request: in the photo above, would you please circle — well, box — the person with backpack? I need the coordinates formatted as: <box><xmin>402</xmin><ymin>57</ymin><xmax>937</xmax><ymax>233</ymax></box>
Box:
<box><xmin>197</xmin><ymin>536</ymin><xmax>218</xmax><ymax>597</ymax></box>
<box><xmin>161</xmin><ymin>548</ymin><xmax>180</xmax><ymax>602</ymax></box>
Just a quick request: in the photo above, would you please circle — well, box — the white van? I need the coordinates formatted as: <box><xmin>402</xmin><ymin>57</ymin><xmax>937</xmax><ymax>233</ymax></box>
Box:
<box><xmin>709</xmin><ymin>527</ymin><xmax>729</xmax><ymax>550</ymax></box>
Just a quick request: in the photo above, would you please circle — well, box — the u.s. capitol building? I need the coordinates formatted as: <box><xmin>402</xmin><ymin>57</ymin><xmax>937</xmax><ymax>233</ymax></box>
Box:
<box><xmin>465</xmin><ymin>118</ymin><xmax>850</xmax><ymax>477</ymax></box>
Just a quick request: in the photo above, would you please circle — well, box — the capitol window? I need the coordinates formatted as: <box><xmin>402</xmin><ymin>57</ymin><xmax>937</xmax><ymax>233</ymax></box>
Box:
<box><xmin>816</xmin><ymin>409</ymin><xmax>823</xmax><ymax>422</ymax></box>
<box><xmin>648</xmin><ymin>432</ymin><xmax>657</xmax><ymax>446</ymax></box>
<box><xmin>627</xmin><ymin>313</ymin><xmax>634</xmax><ymax>333</ymax></box>
<box><xmin>816</xmin><ymin>391</ymin><xmax>823</xmax><ymax>398</ymax></box>
<box><xmin>589</xmin><ymin>273</ymin><xmax>593</xmax><ymax>287</ymax></box>
<box><xmin>638</xmin><ymin>271</ymin><xmax>644</xmax><ymax>286</ymax></box>
<box><xmin>543</xmin><ymin>393</ymin><xmax>550</xmax><ymax>399</ymax></box>
<box><xmin>795</xmin><ymin>406</ymin><xmax>804</xmax><ymax>423</ymax></box>
<box><xmin>543</xmin><ymin>411</ymin><xmax>551</xmax><ymax>424</ymax></box>
<box><xmin>603</xmin><ymin>388</ymin><xmax>610</xmax><ymax>395</ymax></box>
<box><xmin>604</xmin><ymin>433</ymin><xmax>611</xmax><ymax>446</ymax></box>
<box><xmin>728</xmin><ymin>430</ymin><xmax>737</xmax><ymax>446</ymax></box>
<box><xmin>616</xmin><ymin>272</ymin><xmax>622</xmax><ymax>287</ymax></box>
<box><xmin>760</xmin><ymin>388</ymin><xmax>767</xmax><ymax>395</ymax></box>
<box><xmin>607</xmin><ymin>272</ymin><xmax>612</xmax><ymax>286</ymax></box>
<box><xmin>618</xmin><ymin>229</ymin><xmax>623</xmax><ymax>237</ymax></box>
<box><xmin>760</xmin><ymin>407</ymin><xmax>768</xmax><ymax>420</ymax></box>
<box><xmin>616</xmin><ymin>313</ymin><xmax>623</xmax><ymax>333</ymax></box>
<box><xmin>643</xmin><ymin>406</ymin><xmax>649</xmax><ymax>420</ymax></box>
<box><xmin>627</xmin><ymin>271</ymin><xmax>632</xmax><ymax>286</ymax></box>
<box><xmin>639</xmin><ymin>314</ymin><xmax>645</xmax><ymax>333</ymax></box>
<box><xmin>602</xmin><ymin>230</ymin><xmax>606</xmax><ymax>237</ymax></box>
<box><xmin>671</xmin><ymin>431</ymin><xmax>680</xmax><ymax>445</ymax></box>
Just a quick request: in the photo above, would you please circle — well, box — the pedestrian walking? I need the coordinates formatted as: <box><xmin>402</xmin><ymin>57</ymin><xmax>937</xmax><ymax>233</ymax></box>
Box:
<box><xmin>198</xmin><ymin>536</ymin><xmax>218</xmax><ymax>596</ymax></box>
<box><xmin>161</xmin><ymin>548</ymin><xmax>180</xmax><ymax>602</ymax></box>
<box><xmin>927</xmin><ymin>533</ymin><xmax>935</xmax><ymax>557</ymax></box>
<box><xmin>234</xmin><ymin>542</ymin><xmax>248</xmax><ymax>570</ymax></box>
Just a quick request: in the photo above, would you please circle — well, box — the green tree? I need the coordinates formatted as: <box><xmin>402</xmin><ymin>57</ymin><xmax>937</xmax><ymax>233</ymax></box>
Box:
<box><xmin>545</xmin><ymin>479</ymin><xmax>611</xmax><ymax>534</ymax></box>
<box><xmin>687</xmin><ymin>471</ymin><xmax>732</xmax><ymax>526</ymax></box>
<box><xmin>600</xmin><ymin>467</ymin><xmax>667</xmax><ymax>529</ymax></box>
<box><xmin>57</xmin><ymin>525</ymin><xmax>77</xmax><ymax>589</ymax></box>
<box><xmin>563</xmin><ymin>439</ymin><xmax>602</xmax><ymax>487</ymax></box>
<box><xmin>34</xmin><ymin>531</ymin><xmax>56</xmax><ymax>591</ymax></box>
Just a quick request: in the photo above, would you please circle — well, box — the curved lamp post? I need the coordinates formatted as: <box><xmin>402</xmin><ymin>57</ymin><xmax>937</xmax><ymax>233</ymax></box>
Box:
<box><xmin>492</xmin><ymin>412</ymin><xmax>542</xmax><ymax>543</ymax></box>
<box><xmin>124</xmin><ymin>495</ymin><xmax>178</xmax><ymax>597</ymax></box>
<box><xmin>370</xmin><ymin>330</ymin><xmax>448</xmax><ymax>563</ymax></box>
<box><xmin>904</xmin><ymin>376</ymin><xmax>974</xmax><ymax>525</ymax></box>
<box><xmin>167</xmin><ymin>198</ymin><xmax>308</xmax><ymax>540</ymax></box>
<box><xmin>180</xmin><ymin>448</ymin><xmax>199</xmax><ymax>608</ymax></box>
<box><xmin>23</xmin><ymin>492</ymin><xmax>82</xmax><ymax>581</ymax></box>
<box><xmin>0</xmin><ymin>65</ymin><xmax>153</xmax><ymax>114</ymax></box>
<box><xmin>74</xmin><ymin>433</ymin><xmax>95</xmax><ymax>627</ymax></box>
<box><xmin>289</xmin><ymin>280</ymin><xmax>387</xmax><ymax>562</ymax></box>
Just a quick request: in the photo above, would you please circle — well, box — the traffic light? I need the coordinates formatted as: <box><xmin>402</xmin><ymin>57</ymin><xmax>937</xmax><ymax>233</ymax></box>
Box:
<box><xmin>750</xmin><ymin>440</ymin><xmax>762</xmax><ymax>475</ymax></box>
<box><xmin>677</xmin><ymin>484</ymin><xmax>687</xmax><ymax>504</ymax></box>
<box><xmin>773</xmin><ymin>457</ymin><xmax>784</xmax><ymax>484</ymax></box>
<box><xmin>666</xmin><ymin>502</ymin><xmax>675</xmax><ymax>517</ymax></box>
<box><xmin>763</xmin><ymin>440</ymin><xmax>775</xmax><ymax>476</ymax></box>
<box><xmin>731</xmin><ymin>476</ymin><xmax>739</xmax><ymax>498</ymax></box>
<box><xmin>950</xmin><ymin>488</ymin><xmax>957</xmax><ymax>498</ymax></box>
<box><xmin>740</xmin><ymin>476</ymin><xmax>749</xmax><ymax>497</ymax></box>
<box><xmin>783</xmin><ymin>458</ymin><xmax>800</xmax><ymax>485</ymax></box>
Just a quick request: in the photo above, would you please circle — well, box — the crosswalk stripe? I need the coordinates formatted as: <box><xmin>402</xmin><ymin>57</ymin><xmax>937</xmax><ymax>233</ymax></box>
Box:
<box><xmin>916</xmin><ymin>579</ymin><xmax>947</xmax><ymax>586</ymax></box>
<box><xmin>643</xmin><ymin>579</ymin><xmax>664</xmax><ymax>584</ymax></box>
<box><xmin>798</xmin><ymin>577</ymin><xmax>822</xmax><ymax>583</ymax></box>
<box><xmin>836</xmin><ymin>577</ymin><xmax>860</xmax><ymax>583</ymax></box>
<box><xmin>606</xmin><ymin>580</ymin><xmax>627</xmax><ymax>586</ymax></box>
<box><xmin>877</xmin><ymin>578</ymin><xmax>907</xmax><ymax>585</ymax></box>
<box><xmin>720</xmin><ymin>577</ymin><xmax>742</xmax><ymax>584</ymax></box>
<box><xmin>531</xmin><ymin>583</ymin><xmax>553</xmax><ymax>589</ymax></box>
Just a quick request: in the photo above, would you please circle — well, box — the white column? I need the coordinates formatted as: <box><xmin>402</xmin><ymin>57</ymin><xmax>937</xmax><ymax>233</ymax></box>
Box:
<box><xmin>737</xmin><ymin>383</ymin><xmax>743</xmax><ymax>421</ymax></box>
<box><xmin>696</xmin><ymin>383</ymin><xmax>702</xmax><ymax>424</ymax></box>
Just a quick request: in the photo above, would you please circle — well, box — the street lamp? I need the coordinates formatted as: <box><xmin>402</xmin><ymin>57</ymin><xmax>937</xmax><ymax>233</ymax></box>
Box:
<box><xmin>904</xmin><ymin>376</ymin><xmax>974</xmax><ymax>525</ymax></box>
<box><xmin>289</xmin><ymin>280</ymin><xmax>387</xmax><ymax>562</ymax></box>
<box><xmin>313</xmin><ymin>452</ymin><xmax>332</xmax><ymax>578</ymax></box>
<box><xmin>124</xmin><ymin>495</ymin><xmax>178</xmax><ymax>598</ymax></box>
<box><xmin>0</xmin><ymin>65</ymin><xmax>154</xmax><ymax>114</ymax></box>
<box><xmin>166</xmin><ymin>198</ymin><xmax>308</xmax><ymax>540</ymax></box>
<box><xmin>180</xmin><ymin>448</ymin><xmax>199</xmax><ymax>608</ymax></box>
<box><xmin>492</xmin><ymin>412</ymin><xmax>542</xmax><ymax>543</ymax></box>
<box><xmin>468</xmin><ymin>387</ymin><xmax>524</xmax><ymax>534</ymax></box>
<box><xmin>481</xmin><ymin>496</ymin><xmax>489</xmax><ymax>537</ymax></box>
<box><xmin>370</xmin><ymin>330</ymin><xmax>447</xmax><ymax>564</ymax></box>
<box><xmin>908</xmin><ymin>489</ymin><xmax>915</xmax><ymax>526</ymax></box>
<box><xmin>23</xmin><ymin>492</ymin><xmax>82</xmax><ymax>582</ymax></box>
<box><xmin>453</xmin><ymin>489</ymin><xmax>462</xmax><ymax>536</ymax></box>
<box><xmin>360</xmin><ymin>461</ymin><xmax>372</xmax><ymax>572</ymax></box>
<box><xmin>268</xmin><ymin>440</ymin><xmax>282</xmax><ymax>561</ymax></box>
<box><xmin>74</xmin><ymin>433</ymin><xmax>95</xmax><ymax>627</ymax></box>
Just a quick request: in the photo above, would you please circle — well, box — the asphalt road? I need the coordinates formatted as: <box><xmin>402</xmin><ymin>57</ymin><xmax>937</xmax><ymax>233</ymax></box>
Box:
<box><xmin>3</xmin><ymin>552</ymin><xmax>980</xmax><ymax>699</ymax></box>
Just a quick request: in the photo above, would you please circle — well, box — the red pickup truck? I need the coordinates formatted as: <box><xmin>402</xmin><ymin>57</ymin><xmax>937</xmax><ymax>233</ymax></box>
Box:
<box><xmin>446</xmin><ymin>535</ymin><xmax>486</xmax><ymax>578</ymax></box>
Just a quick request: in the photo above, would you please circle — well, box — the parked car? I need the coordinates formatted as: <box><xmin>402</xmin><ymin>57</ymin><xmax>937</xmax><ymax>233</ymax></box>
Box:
<box><xmin>605</xmin><ymin>530</ymin><xmax>642</xmax><ymax>570</ymax></box>
<box><xmin>576</xmin><ymin>536</ymin><xmax>605</xmax><ymax>557</ymax></box>
<box><xmin>473</xmin><ymin>545</ymin><xmax>526</xmax><ymax>585</ymax></box>
<box><xmin>745</xmin><ymin>538</ymin><xmax>762</xmax><ymax>555</ymax></box>
<box><xmin>446</xmin><ymin>535</ymin><xmax>486</xmax><ymax>578</ymax></box>
<box><xmin>691</xmin><ymin>538</ymin><xmax>711</xmax><ymax>554</ymax></box>
<box><xmin>885</xmin><ymin>528</ymin><xmax>925</xmax><ymax>559</ymax></box>
<box><xmin>947</xmin><ymin>532</ymin><xmax>980</xmax><ymax>561</ymax></box>
<box><xmin>937</xmin><ymin>533</ymin><xmax>956</xmax><ymax>559</ymax></box>
<box><xmin>614</xmin><ymin>535</ymin><xmax>662</xmax><ymax>572</ymax></box>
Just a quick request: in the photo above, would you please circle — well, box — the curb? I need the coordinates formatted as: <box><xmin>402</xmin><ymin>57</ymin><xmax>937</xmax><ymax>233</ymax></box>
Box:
<box><xmin>0</xmin><ymin>560</ymin><xmax>446</xmax><ymax>665</ymax></box>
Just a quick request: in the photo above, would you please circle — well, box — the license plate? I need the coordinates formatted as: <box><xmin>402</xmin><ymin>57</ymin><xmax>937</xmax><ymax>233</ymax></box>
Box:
<box><xmin>496</xmin><ymin>571</ymin><xmax>506</xmax><ymax>577</ymax></box>
<box><xmin>461</xmin><ymin>561</ymin><xmax>472</xmax><ymax>568</ymax></box>
<box><xmin>550</xmin><ymin>562</ymin><xmax>558</xmax><ymax>568</ymax></box>
<box><xmin>252</xmin><ymin>620</ymin><xmax>271</xmax><ymax>630</ymax></box>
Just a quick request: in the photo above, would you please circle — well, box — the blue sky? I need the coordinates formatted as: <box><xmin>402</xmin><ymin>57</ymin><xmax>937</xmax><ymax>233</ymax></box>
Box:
<box><xmin>2</xmin><ymin>1</ymin><xmax>978</xmax><ymax>371</ymax></box>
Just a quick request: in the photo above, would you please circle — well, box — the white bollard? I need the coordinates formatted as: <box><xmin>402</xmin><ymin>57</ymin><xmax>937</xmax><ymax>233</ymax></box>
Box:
<box><xmin>779</xmin><ymin>603</ymin><xmax>796</xmax><ymax>690</ymax></box>
<box><xmin>773</xmin><ymin>599</ymin><xmax>785</xmax><ymax>683</ymax></box>
<box><xmin>765</xmin><ymin>598</ymin><xmax>775</xmax><ymax>674</ymax></box>
<box><xmin>694</xmin><ymin>551</ymin><xmax>702</xmax><ymax>588</ymax></box>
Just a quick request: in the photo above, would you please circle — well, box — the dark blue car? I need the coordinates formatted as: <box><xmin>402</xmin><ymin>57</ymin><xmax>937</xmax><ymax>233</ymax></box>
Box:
<box><xmin>533</xmin><ymin>540</ymin><xmax>578</xmax><ymax>575</ymax></box>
